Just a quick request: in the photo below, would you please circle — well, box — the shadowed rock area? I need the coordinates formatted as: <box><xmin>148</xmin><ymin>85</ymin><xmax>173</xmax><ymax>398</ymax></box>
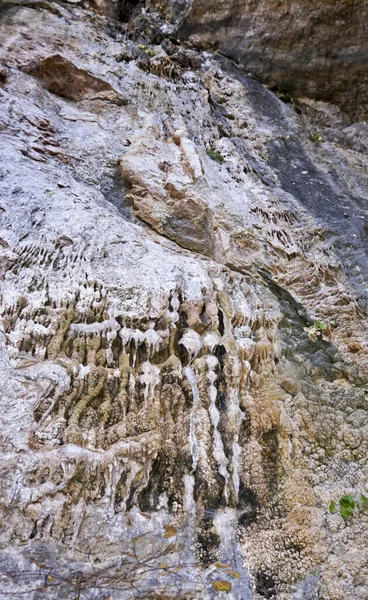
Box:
<box><xmin>0</xmin><ymin>1</ymin><xmax>367</xmax><ymax>599</ymax></box>
<box><xmin>149</xmin><ymin>0</ymin><xmax>368</xmax><ymax>122</ymax></box>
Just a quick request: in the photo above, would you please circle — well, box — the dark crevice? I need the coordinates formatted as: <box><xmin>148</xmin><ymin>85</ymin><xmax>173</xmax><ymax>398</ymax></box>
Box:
<box><xmin>217</xmin><ymin>309</ymin><xmax>225</xmax><ymax>336</ymax></box>
<box><xmin>255</xmin><ymin>571</ymin><xmax>277</xmax><ymax>599</ymax></box>
<box><xmin>118</xmin><ymin>0</ymin><xmax>142</xmax><ymax>23</ymax></box>
<box><xmin>238</xmin><ymin>484</ymin><xmax>258</xmax><ymax>527</ymax></box>
<box><xmin>257</xmin><ymin>267</ymin><xmax>309</xmax><ymax>325</ymax></box>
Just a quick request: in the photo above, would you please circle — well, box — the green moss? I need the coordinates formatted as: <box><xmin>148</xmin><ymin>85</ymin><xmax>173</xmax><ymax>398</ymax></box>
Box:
<box><xmin>47</xmin><ymin>309</ymin><xmax>75</xmax><ymax>359</ymax></box>
<box><xmin>206</xmin><ymin>149</ymin><xmax>225</xmax><ymax>163</ymax></box>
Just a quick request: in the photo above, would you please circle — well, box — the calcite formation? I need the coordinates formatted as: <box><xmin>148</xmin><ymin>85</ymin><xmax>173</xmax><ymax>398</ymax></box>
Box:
<box><xmin>0</xmin><ymin>1</ymin><xmax>367</xmax><ymax>599</ymax></box>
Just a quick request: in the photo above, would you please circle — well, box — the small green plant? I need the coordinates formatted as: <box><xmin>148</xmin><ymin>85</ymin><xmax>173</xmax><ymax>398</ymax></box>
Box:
<box><xmin>206</xmin><ymin>149</ymin><xmax>225</xmax><ymax>163</ymax></box>
<box><xmin>329</xmin><ymin>493</ymin><xmax>368</xmax><ymax>518</ymax></box>
<box><xmin>137</xmin><ymin>44</ymin><xmax>155</xmax><ymax>57</ymax></box>
<box><xmin>309</xmin><ymin>131</ymin><xmax>324</xmax><ymax>143</ymax></box>
<box><xmin>361</xmin><ymin>494</ymin><xmax>368</xmax><ymax>507</ymax></box>
<box><xmin>339</xmin><ymin>495</ymin><xmax>355</xmax><ymax>518</ymax></box>
<box><xmin>304</xmin><ymin>320</ymin><xmax>330</xmax><ymax>342</ymax></box>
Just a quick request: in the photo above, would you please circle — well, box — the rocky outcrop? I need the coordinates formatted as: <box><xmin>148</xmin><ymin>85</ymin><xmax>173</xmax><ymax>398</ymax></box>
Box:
<box><xmin>0</xmin><ymin>2</ymin><xmax>367</xmax><ymax>599</ymax></box>
<box><xmin>27</xmin><ymin>54</ymin><xmax>125</xmax><ymax>102</ymax></box>
<box><xmin>148</xmin><ymin>0</ymin><xmax>368</xmax><ymax>122</ymax></box>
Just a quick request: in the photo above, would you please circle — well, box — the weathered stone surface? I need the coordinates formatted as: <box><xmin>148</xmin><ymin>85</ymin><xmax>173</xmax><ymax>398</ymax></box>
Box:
<box><xmin>149</xmin><ymin>0</ymin><xmax>368</xmax><ymax>122</ymax></box>
<box><xmin>0</xmin><ymin>2</ymin><xmax>367</xmax><ymax>600</ymax></box>
<box><xmin>26</xmin><ymin>54</ymin><xmax>124</xmax><ymax>102</ymax></box>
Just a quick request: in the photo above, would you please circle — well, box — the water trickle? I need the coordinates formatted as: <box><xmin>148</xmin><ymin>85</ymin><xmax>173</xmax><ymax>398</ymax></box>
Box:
<box><xmin>105</xmin><ymin>458</ymin><xmax>127</xmax><ymax>515</ymax></box>
<box><xmin>170</xmin><ymin>291</ymin><xmax>180</xmax><ymax>313</ymax></box>
<box><xmin>78</xmin><ymin>364</ymin><xmax>90</xmax><ymax>379</ymax></box>
<box><xmin>203</xmin><ymin>331</ymin><xmax>220</xmax><ymax>352</ymax></box>
<box><xmin>119</xmin><ymin>324</ymin><xmax>162</xmax><ymax>359</ymax></box>
<box><xmin>184</xmin><ymin>365</ymin><xmax>200</xmax><ymax>472</ymax></box>
<box><xmin>128</xmin><ymin>372</ymin><xmax>136</xmax><ymax>405</ymax></box>
<box><xmin>183</xmin><ymin>473</ymin><xmax>196</xmax><ymax>516</ymax></box>
<box><xmin>206</xmin><ymin>355</ymin><xmax>230</xmax><ymax>500</ymax></box>
<box><xmin>213</xmin><ymin>508</ymin><xmax>254</xmax><ymax>600</ymax></box>
<box><xmin>227</xmin><ymin>386</ymin><xmax>243</xmax><ymax>503</ymax></box>
<box><xmin>0</xmin><ymin>325</ymin><xmax>11</xmax><ymax>369</ymax></box>
<box><xmin>232</xmin><ymin>438</ymin><xmax>241</xmax><ymax>503</ymax></box>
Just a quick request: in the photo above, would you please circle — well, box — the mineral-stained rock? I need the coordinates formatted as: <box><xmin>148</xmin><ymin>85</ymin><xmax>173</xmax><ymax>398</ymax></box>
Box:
<box><xmin>119</xmin><ymin>128</ymin><xmax>216</xmax><ymax>255</ymax></box>
<box><xmin>0</xmin><ymin>2</ymin><xmax>367</xmax><ymax>600</ymax></box>
<box><xmin>280</xmin><ymin>378</ymin><xmax>298</xmax><ymax>396</ymax></box>
<box><xmin>26</xmin><ymin>54</ymin><xmax>125</xmax><ymax>102</ymax></box>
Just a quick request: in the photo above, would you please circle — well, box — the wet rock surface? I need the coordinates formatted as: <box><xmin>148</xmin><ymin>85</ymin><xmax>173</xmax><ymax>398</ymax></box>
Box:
<box><xmin>0</xmin><ymin>2</ymin><xmax>367</xmax><ymax>599</ymax></box>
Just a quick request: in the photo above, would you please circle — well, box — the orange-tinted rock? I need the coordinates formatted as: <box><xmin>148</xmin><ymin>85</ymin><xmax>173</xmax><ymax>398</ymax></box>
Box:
<box><xmin>26</xmin><ymin>54</ymin><xmax>122</xmax><ymax>102</ymax></box>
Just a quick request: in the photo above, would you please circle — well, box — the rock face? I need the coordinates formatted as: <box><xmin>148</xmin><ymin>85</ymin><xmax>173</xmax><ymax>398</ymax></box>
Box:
<box><xmin>149</xmin><ymin>0</ymin><xmax>368</xmax><ymax>122</ymax></box>
<box><xmin>26</xmin><ymin>54</ymin><xmax>125</xmax><ymax>102</ymax></box>
<box><xmin>0</xmin><ymin>2</ymin><xmax>367</xmax><ymax>599</ymax></box>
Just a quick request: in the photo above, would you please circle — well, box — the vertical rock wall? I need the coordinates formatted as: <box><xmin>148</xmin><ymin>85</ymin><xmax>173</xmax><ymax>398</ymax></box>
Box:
<box><xmin>148</xmin><ymin>0</ymin><xmax>368</xmax><ymax>122</ymax></box>
<box><xmin>0</xmin><ymin>2</ymin><xmax>367</xmax><ymax>599</ymax></box>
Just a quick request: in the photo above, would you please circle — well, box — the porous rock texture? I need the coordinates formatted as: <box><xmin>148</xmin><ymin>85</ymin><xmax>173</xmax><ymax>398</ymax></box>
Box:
<box><xmin>0</xmin><ymin>1</ymin><xmax>367</xmax><ymax>599</ymax></box>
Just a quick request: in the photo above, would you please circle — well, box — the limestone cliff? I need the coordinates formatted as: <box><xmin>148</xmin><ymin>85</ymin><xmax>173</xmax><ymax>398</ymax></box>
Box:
<box><xmin>148</xmin><ymin>0</ymin><xmax>368</xmax><ymax>122</ymax></box>
<box><xmin>0</xmin><ymin>1</ymin><xmax>367</xmax><ymax>599</ymax></box>
<box><xmin>150</xmin><ymin>0</ymin><xmax>368</xmax><ymax>120</ymax></box>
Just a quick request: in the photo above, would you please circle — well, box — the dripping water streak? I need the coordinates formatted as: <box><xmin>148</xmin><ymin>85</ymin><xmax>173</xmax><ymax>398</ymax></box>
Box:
<box><xmin>207</xmin><ymin>356</ymin><xmax>229</xmax><ymax>501</ymax></box>
<box><xmin>213</xmin><ymin>508</ymin><xmax>254</xmax><ymax>600</ymax></box>
<box><xmin>184</xmin><ymin>365</ymin><xmax>199</xmax><ymax>472</ymax></box>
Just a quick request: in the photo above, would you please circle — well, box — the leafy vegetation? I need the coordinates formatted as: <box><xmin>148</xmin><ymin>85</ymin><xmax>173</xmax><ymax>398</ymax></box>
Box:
<box><xmin>329</xmin><ymin>493</ymin><xmax>368</xmax><ymax>518</ymax></box>
<box><xmin>339</xmin><ymin>495</ymin><xmax>355</xmax><ymax>518</ymax></box>
<box><xmin>304</xmin><ymin>320</ymin><xmax>330</xmax><ymax>342</ymax></box>
<box><xmin>137</xmin><ymin>44</ymin><xmax>155</xmax><ymax>57</ymax></box>
<box><xmin>206</xmin><ymin>149</ymin><xmax>225</xmax><ymax>163</ymax></box>
<box><xmin>309</xmin><ymin>131</ymin><xmax>324</xmax><ymax>143</ymax></box>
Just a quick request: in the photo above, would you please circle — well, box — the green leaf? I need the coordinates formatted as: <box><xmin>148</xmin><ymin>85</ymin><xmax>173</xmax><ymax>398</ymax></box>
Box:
<box><xmin>358</xmin><ymin>493</ymin><xmax>368</xmax><ymax>510</ymax></box>
<box><xmin>329</xmin><ymin>501</ymin><xmax>336</xmax><ymax>514</ymax></box>
<box><xmin>339</xmin><ymin>505</ymin><xmax>354</xmax><ymax>519</ymax></box>
<box><xmin>339</xmin><ymin>495</ymin><xmax>355</xmax><ymax>508</ymax></box>
<box><xmin>339</xmin><ymin>495</ymin><xmax>355</xmax><ymax>518</ymax></box>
